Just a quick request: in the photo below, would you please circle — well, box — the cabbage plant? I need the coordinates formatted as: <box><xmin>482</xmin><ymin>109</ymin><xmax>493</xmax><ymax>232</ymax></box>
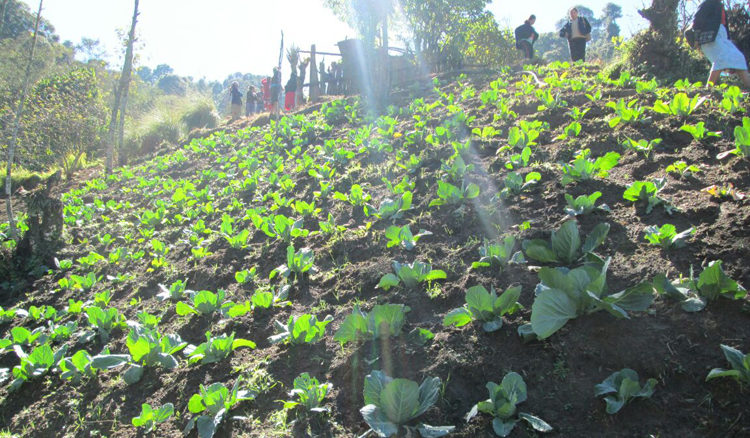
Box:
<box><xmin>360</xmin><ymin>370</ymin><xmax>454</xmax><ymax>437</ymax></box>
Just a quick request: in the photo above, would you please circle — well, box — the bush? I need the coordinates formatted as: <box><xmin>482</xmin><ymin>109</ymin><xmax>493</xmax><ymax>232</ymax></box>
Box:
<box><xmin>621</xmin><ymin>29</ymin><xmax>708</xmax><ymax>82</ymax></box>
<box><xmin>181</xmin><ymin>98</ymin><xmax>219</xmax><ymax>131</ymax></box>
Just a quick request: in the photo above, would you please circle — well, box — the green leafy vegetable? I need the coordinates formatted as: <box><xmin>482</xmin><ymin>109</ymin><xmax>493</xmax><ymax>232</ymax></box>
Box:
<box><xmin>360</xmin><ymin>370</ymin><xmax>454</xmax><ymax>437</ymax></box>
<box><xmin>522</xmin><ymin>220</ymin><xmax>610</xmax><ymax>265</ymax></box>
<box><xmin>466</xmin><ymin>372</ymin><xmax>552</xmax><ymax>437</ymax></box>
<box><xmin>444</xmin><ymin>285</ymin><xmax>523</xmax><ymax>332</ymax></box>
<box><xmin>594</xmin><ymin>369</ymin><xmax>657</xmax><ymax>414</ymax></box>
<box><xmin>334</xmin><ymin>304</ymin><xmax>410</xmax><ymax>346</ymax></box>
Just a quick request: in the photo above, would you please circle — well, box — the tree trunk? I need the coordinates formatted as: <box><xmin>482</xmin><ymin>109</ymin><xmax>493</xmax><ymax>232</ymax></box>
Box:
<box><xmin>4</xmin><ymin>0</ymin><xmax>43</xmax><ymax>241</ymax></box>
<box><xmin>0</xmin><ymin>0</ymin><xmax>8</xmax><ymax>37</ymax></box>
<box><xmin>638</xmin><ymin>0</ymin><xmax>680</xmax><ymax>39</ymax></box>
<box><xmin>106</xmin><ymin>0</ymin><xmax>139</xmax><ymax>174</ymax></box>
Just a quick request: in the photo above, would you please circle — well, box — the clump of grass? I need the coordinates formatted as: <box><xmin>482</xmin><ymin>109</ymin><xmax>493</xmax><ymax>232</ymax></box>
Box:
<box><xmin>181</xmin><ymin>95</ymin><xmax>219</xmax><ymax>131</ymax></box>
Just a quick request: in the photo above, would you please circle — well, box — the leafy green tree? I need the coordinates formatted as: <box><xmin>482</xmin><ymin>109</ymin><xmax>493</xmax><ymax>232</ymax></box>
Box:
<box><xmin>20</xmin><ymin>68</ymin><xmax>106</xmax><ymax>174</ymax></box>
<box><xmin>0</xmin><ymin>0</ymin><xmax>56</xmax><ymax>41</ymax></box>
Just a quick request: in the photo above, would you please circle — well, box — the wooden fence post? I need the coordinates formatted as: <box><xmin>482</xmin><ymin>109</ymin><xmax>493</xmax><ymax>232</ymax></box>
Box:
<box><xmin>310</xmin><ymin>44</ymin><xmax>319</xmax><ymax>103</ymax></box>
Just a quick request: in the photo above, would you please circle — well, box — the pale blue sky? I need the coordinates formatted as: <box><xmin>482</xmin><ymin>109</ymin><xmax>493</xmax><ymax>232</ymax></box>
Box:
<box><xmin>21</xmin><ymin>0</ymin><xmax>648</xmax><ymax>81</ymax></box>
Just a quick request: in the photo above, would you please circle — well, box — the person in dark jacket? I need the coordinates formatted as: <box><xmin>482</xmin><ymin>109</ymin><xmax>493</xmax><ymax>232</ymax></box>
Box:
<box><xmin>284</xmin><ymin>71</ymin><xmax>298</xmax><ymax>112</ymax></box>
<box><xmin>691</xmin><ymin>0</ymin><xmax>750</xmax><ymax>88</ymax></box>
<box><xmin>229</xmin><ymin>81</ymin><xmax>242</xmax><ymax>120</ymax></box>
<box><xmin>245</xmin><ymin>85</ymin><xmax>257</xmax><ymax>116</ymax></box>
<box><xmin>515</xmin><ymin>15</ymin><xmax>539</xmax><ymax>60</ymax></box>
<box><xmin>559</xmin><ymin>7</ymin><xmax>592</xmax><ymax>62</ymax></box>
<box><xmin>270</xmin><ymin>67</ymin><xmax>282</xmax><ymax>120</ymax></box>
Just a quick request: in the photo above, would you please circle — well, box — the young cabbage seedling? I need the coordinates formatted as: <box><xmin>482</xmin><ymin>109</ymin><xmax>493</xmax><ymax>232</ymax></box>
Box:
<box><xmin>184</xmin><ymin>379</ymin><xmax>257</xmax><ymax>438</ymax></box>
<box><xmin>471</xmin><ymin>236</ymin><xmax>525</xmax><ymax>271</ymax></box>
<box><xmin>334</xmin><ymin>304</ymin><xmax>410</xmax><ymax>346</ymax></box>
<box><xmin>444</xmin><ymin>285</ymin><xmax>523</xmax><ymax>332</ymax></box>
<box><xmin>378</xmin><ymin>261</ymin><xmax>447</xmax><ymax>291</ymax></box>
<box><xmin>184</xmin><ymin>332</ymin><xmax>256</xmax><ymax>365</ymax></box>
<box><xmin>594</xmin><ymin>368</ymin><xmax>657</xmax><ymax>414</ymax></box>
<box><xmin>642</xmin><ymin>224</ymin><xmax>695</xmax><ymax>249</ymax></box>
<box><xmin>360</xmin><ymin>370</ymin><xmax>454</xmax><ymax>437</ymax></box>
<box><xmin>522</xmin><ymin>220</ymin><xmax>610</xmax><ymax>266</ymax></box>
<box><xmin>466</xmin><ymin>371</ymin><xmax>552</xmax><ymax>437</ymax></box>
<box><xmin>132</xmin><ymin>403</ymin><xmax>174</xmax><ymax>434</ymax></box>
<box><xmin>283</xmin><ymin>372</ymin><xmax>332</xmax><ymax>413</ymax></box>
<box><xmin>706</xmin><ymin>344</ymin><xmax>750</xmax><ymax>386</ymax></box>
<box><xmin>384</xmin><ymin>225</ymin><xmax>431</xmax><ymax>251</ymax></box>
<box><xmin>269</xmin><ymin>314</ymin><xmax>333</xmax><ymax>345</ymax></box>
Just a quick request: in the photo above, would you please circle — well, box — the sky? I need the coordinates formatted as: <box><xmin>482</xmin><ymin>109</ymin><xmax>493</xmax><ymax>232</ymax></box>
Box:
<box><xmin>20</xmin><ymin>0</ymin><xmax>650</xmax><ymax>82</ymax></box>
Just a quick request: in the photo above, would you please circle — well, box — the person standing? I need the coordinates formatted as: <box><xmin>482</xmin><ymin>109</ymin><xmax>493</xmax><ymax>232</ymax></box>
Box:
<box><xmin>245</xmin><ymin>85</ymin><xmax>257</xmax><ymax>116</ymax></box>
<box><xmin>690</xmin><ymin>0</ymin><xmax>750</xmax><ymax>88</ymax></box>
<box><xmin>515</xmin><ymin>15</ymin><xmax>539</xmax><ymax>60</ymax></box>
<box><xmin>229</xmin><ymin>81</ymin><xmax>242</xmax><ymax>120</ymax></box>
<box><xmin>284</xmin><ymin>70</ymin><xmax>298</xmax><ymax>111</ymax></box>
<box><xmin>270</xmin><ymin>67</ymin><xmax>282</xmax><ymax>120</ymax></box>
<box><xmin>559</xmin><ymin>8</ymin><xmax>592</xmax><ymax>62</ymax></box>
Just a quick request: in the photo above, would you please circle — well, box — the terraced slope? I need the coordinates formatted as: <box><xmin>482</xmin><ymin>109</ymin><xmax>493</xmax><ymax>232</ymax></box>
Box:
<box><xmin>1</xmin><ymin>63</ymin><xmax>749</xmax><ymax>437</ymax></box>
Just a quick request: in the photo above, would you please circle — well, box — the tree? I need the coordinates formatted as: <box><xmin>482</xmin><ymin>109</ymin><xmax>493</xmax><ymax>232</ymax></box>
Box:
<box><xmin>105</xmin><ymin>0</ymin><xmax>138</xmax><ymax>173</ymax></box>
<box><xmin>21</xmin><ymin>69</ymin><xmax>106</xmax><ymax>175</ymax></box>
<box><xmin>0</xmin><ymin>0</ymin><xmax>55</xmax><ymax>41</ymax></box>
<box><xmin>4</xmin><ymin>0</ymin><xmax>42</xmax><ymax>240</ymax></box>
<box><xmin>638</xmin><ymin>0</ymin><xmax>679</xmax><ymax>39</ymax></box>
<box><xmin>399</xmin><ymin>0</ymin><xmax>490</xmax><ymax>70</ymax></box>
<box><xmin>601</xmin><ymin>3</ymin><xmax>622</xmax><ymax>39</ymax></box>
<box><xmin>75</xmin><ymin>37</ymin><xmax>105</xmax><ymax>62</ymax></box>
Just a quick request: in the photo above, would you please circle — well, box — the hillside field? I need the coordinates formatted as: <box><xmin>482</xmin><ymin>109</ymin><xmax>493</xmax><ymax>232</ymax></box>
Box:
<box><xmin>1</xmin><ymin>62</ymin><xmax>749</xmax><ymax>438</ymax></box>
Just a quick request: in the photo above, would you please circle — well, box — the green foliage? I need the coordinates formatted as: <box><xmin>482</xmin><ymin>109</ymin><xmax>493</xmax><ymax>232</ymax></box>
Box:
<box><xmin>334</xmin><ymin>304</ymin><xmax>410</xmax><ymax>346</ymax></box>
<box><xmin>621</xmin><ymin>137</ymin><xmax>661</xmax><ymax>159</ymax></box>
<box><xmin>471</xmin><ymin>236</ymin><xmax>524</xmax><ymax>271</ymax></box>
<box><xmin>643</xmin><ymin>224</ymin><xmax>694</xmax><ymax>249</ymax></box>
<box><xmin>360</xmin><ymin>370</ymin><xmax>453</xmax><ymax>437</ymax></box>
<box><xmin>679</xmin><ymin>122</ymin><xmax>720</xmax><ymax>141</ymax></box>
<box><xmin>560</xmin><ymin>149</ymin><xmax>620</xmax><ymax>185</ymax></box>
<box><xmin>594</xmin><ymin>369</ymin><xmax>657</xmax><ymax>414</ymax></box>
<box><xmin>85</xmin><ymin>306</ymin><xmax>125</xmax><ymax>342</ymax></box>
<box><xmin>176</xmin><ymin>290</ymin><xmax>234</xmax><ymax>317</ymax></box>
<box><xmin>623</xmin><ymin>179</ymin><xmax>673</xmax><ymax>214</ymax></box>
<box><xmin>185</xmin><ymin>332</ymin><xmax>255</xmax><ymax>365</ymax></box>
<box><xmin>375</xmin><ymin>191</ymin><xmax>413</xmax><ymax>221</ymax></box>
<box><xmin>465</xmin><ymin>372</ymin><xmax>552</xmax><ymax>437</ymax></box>
<box><xmin>10</xmin><ymin>344</ymin><xmax>68</xmax><ymax>391</ymax></box>
<box><xmin>384</xmin><ymin>225</ymin><xmax>431</xmax><ymax>251</ymax></box>
<box><xmin>720</xmin><ymin>86</ymin><xmax>745</xmax><ymax>113</ymax></box>
<box><xmin>564</xmin><ymin>192</ymin><xmax>610</xmax><ymax>216</ymax></box>
<box><xmin>606</xmin><ymin>99</ymin><xmax>645</xmax><ymax>127</ymax></box>
<box><xmin>269</xmin><ymin>314</ymin><xmax>333</xmax><ymax>345</ymax></box>
<box><xmin>443</xmin><ymin>285</ymin><xmax>522</xmax><ymax>332</ymax></box>
<box><xmin>706</xmin><ymin>345</ymin><xmax>750</xmax><ymax>386</ymax></box>
<box><xmin>378</xmin><ymin>261</ymin><xmax>447</xmax><ymax>291</ymax></box>
<box><xmin>185</xmin><ymin>380</ymin><xmax>257</xmax><ymax>438</ymax></box>
<box><xmin>157</xmin><ymin>279</ymin><xmax>190</xmax><ymax>301</ymax></box>
<box><xmin>652</xmin><ymin>93</ymin><xmax>706</xmax><ymax>117</ymax></box>
<box><xmin>270</xmin><ymin>245</ymin><xmax>317</xmax><ymax>281</ymax></box>
<box><xmin>665</xmin><ymin>161</ymin><xmax>700</xmax><ymax>177</ymax></box>
<box><xmin>723</xmin><ymin>117</ymin><xmax>750</xmax><ymax>158</ymax></box>
<box><xmin>522</xmin><ymin>221</ymin><xmax>610</xmax><ymax>265</ymax></box>
<box><xmin>529</xmin><ymin>259</ymin><xmax>654</xmax><ymax>339</ymax></box>
<box><xmin>132</xmin><ymin>403</ymin><xmax>174</xmax><ymax>434</ymax></box>
<box><xmin>12</xmin><ymin>68</ymin><xmax>106</xmax><ymax>173</ymax></box>
<box><xmin>429</xmin><ymin>180</ymin><xmax>480</xmax><ymax>206</ymax></box>
<box><xmin>59</xmin><ymin>350</ymin><xmax>96</xmax><ymax>384</ymax></box>
<box><xmin>91</xmin><ymin>326</ymin><xmax>187</xmax><ymax>385</ymax></box>
<box><xmin>499</xmin><ymin>171</ymin><xmax>540</xmax><ymax>198</ymax></box>
<box><xmin>284</xmin><ymin>373</ymin><xmax>332</xmax><ymax>412</ymax></box>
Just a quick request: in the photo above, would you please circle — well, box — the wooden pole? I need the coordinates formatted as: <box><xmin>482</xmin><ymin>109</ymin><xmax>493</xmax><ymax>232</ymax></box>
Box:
<box><xmin>309</xmin><ymin>44</ymin><xmax>319</xmax><ymax>103</ymax></box>
<box><xmin>5</xmin><ymin>0</ymin><xmax>44</xmax><ymax>240</ymax></box>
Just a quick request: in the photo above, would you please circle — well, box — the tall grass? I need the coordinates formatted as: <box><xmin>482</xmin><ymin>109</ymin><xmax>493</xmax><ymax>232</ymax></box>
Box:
<box><xmin>123</xmin><ymin>92</ymin><xmax>217</xmax><ymax>160</ymax></box>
